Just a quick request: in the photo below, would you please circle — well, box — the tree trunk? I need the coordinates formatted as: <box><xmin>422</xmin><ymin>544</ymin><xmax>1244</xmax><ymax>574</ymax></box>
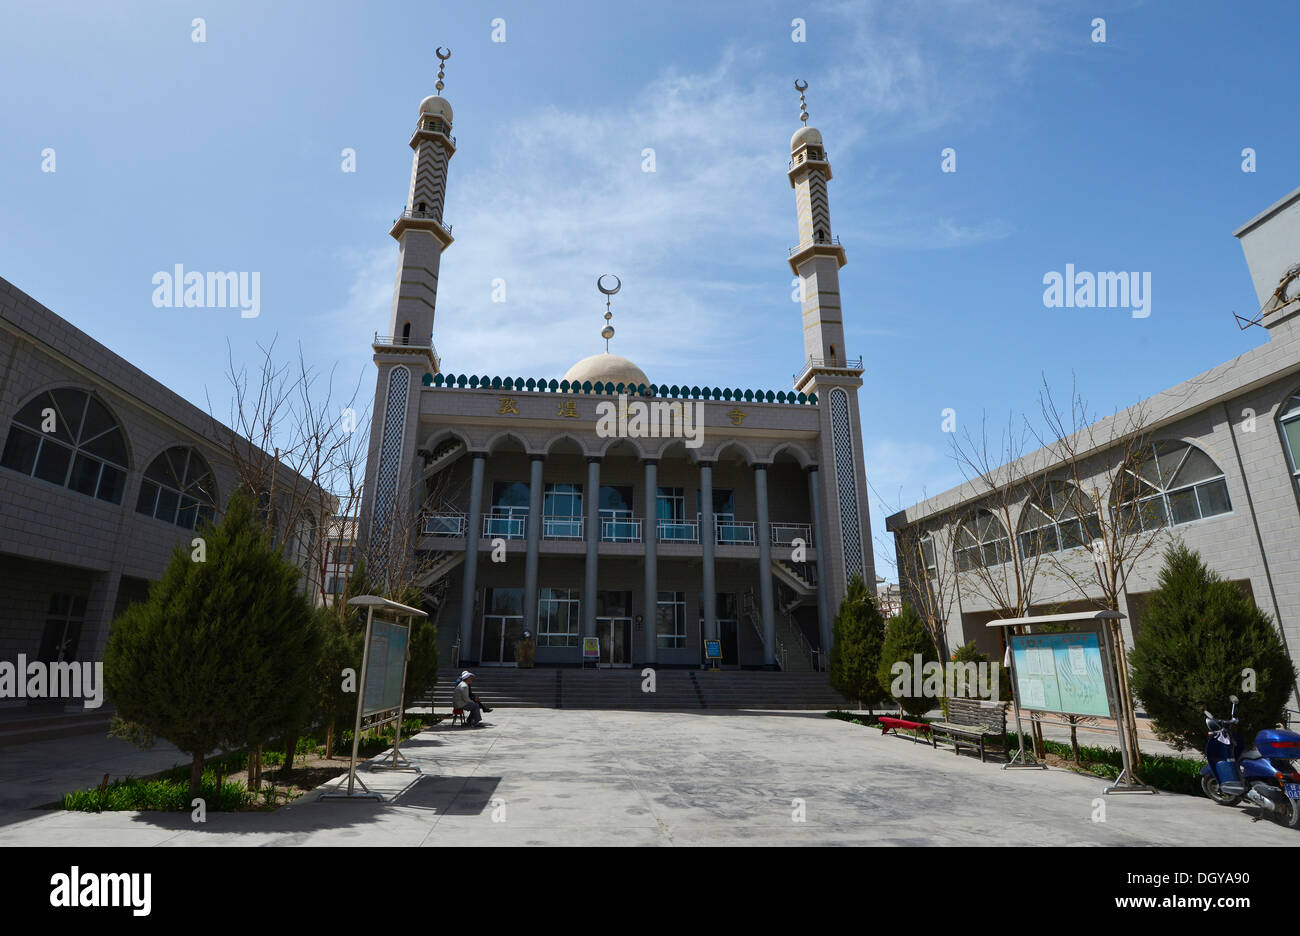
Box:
<box><xmin>1069</xmin><ymin>721</ymin><xmax>1081</xmax><ymax>764</ymax></box>
<box><xmin>189</xmin><ymin>752</ymin><xmax>205</xmax><ymax>798</ymax></box>
<box><xmin>326</xmin><ymin>721</ymin><xmax>335</xmax><ymax>760</ymax></box>
<box><xmin>283</xmin><ymin>732</ymin><xmax>298</xmax><ymax>774</ymax></box>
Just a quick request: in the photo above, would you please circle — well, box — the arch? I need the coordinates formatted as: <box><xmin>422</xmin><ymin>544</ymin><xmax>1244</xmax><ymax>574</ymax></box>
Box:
<box><xmin>599</xmin><ymin>436</ymin><xmax>646</xmax><ymax>459</ymax></box>
<box><xmin>1016</xmin><ymin>479</ymin><xmax>1100</xmax><ymax>557</ymax></box>
<box><xmin>420</xmin><ymin>426</ymin><xmax>472</xmax><ymax>453</ymax></box>
<box><xmin>712</xmin><ymin>439</ymin><xmax>758</xmax><ymax>465</ymax></box>
<box><xmin>401</xmin><ymin>321</ymin><xmax>411</xmax><ymax>344</ymax></box>
<box><xmin>1277</xmin><ymin>387</ymin><xmax>1300</xmax><ymax>498</ymax></box>
<box><xmin>651</xmin><ymin>438</ymin><xmax>702</xmax><ymax>463</ymax></box>
<box><xmin>546</xmin><ymin>433</ymin><xmax>589</xmax><ymax>457</ymax></box>
<box><xmin>0</xmin><ymin>386</ymin><xmax>130</xmax><ymax>505</ymax></box>
<box><xmin>768</xmin><ymin>441</ymin><xmax>814</xmax><ymax>468</ymax></box>
<box><xmin>1112</xmin><ymin>438</ymin><xmax>1232</xmax><ymax>530</ymax></box>
<box><xmin>953</xmin><ymin>508</ymin><xmax>1011</xmax><ymax>571</ymax></box>
<box><xmin>485</xmin><ymin>430</ymin><xmax>531</xmax><ymax>455</ymax></box>
<box><xmin>135</xmin><ymin>445</ymin><xmax>219</xmax><ymax>529</ymax></box>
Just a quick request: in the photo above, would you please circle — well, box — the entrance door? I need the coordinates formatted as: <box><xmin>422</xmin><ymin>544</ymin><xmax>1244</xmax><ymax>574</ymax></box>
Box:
<box><xmin>481</xmin><ymin>615</ymin><xmax>524</xmax><ymax>665</ymax></box>
<box><xmin>597</xmin><ymin>617</ymin><xmax>633</xmax><ymax>666</ymax></box>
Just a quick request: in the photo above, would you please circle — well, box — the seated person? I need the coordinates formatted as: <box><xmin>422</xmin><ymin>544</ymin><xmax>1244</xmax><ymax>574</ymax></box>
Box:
<box><xmin>453</xmin><ymin>671</ymin><xmax>487</xmax><ymax>727</ymax></box>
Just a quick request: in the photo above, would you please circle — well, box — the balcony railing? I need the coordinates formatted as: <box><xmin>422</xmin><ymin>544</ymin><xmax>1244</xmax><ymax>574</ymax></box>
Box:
<box><xmin>792</xmin><ymin>353</ymin><xmax>863</xmax><ymax>379</ymax></box>
<box><xmin>787</xmin><ymin>234</ymin><xmax>841</xmax><ymax>257</ymax></box>
<box><xmin>422</xmin><ymin>512</ymin><xmax>466</xmax><ymax>536</ymax></box>
<box><xmin>716</xmin><ymin>521</ymin><xmax>756</xmax><ymax>545</ymax></box>
<box><xmin>417</xmin><ymin>120</ymin><xmax>456</xmax><ymax>145</ymax></box>
<box><xmin>542</xmin><ymin>515</ymin><xmax>584</xmax><ymax>541</ymax></box>
<box><xmin>771</xmin><ymin>523</ymin><xmax>813</xmax><ymax>548</ymax></box>
<box><xmin>394</xmin><ymin>208</ymin><xmax>453</xmax><ymax>234</ymax></box>
<box><xmin>656</xmin><ymin>520</ymin><xmax>699</xmax><ymax>544</ymax></box>
<box><xmin>483</xmin><ymin>509</ymin><xmax>527</xmax><ymax>540</ymax></box>
<box><xmin>601</xmin><ymin>515</ymin><xmax>641</xmax><ymax>543</ymax></box>
<box><xmin>788</xmin><ymin>150</ymin><xmax>829</xmax><ymax>170</ymax></box>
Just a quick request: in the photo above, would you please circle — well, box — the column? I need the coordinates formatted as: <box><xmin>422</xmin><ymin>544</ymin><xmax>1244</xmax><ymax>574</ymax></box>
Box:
<box><xmin>808</xmin><ymin>466</ymin><xmax>832</xmax><ymax>661</ymax></box>
<box><xmin>523</xmin><ymin>454</ymin><xmax>544</xmax><ymax>636</ymax></box>
<box><xmin>584</xmin><ymin>457</ymin><xmax>601</xmax><ymax>638</ymax></box>
<box><xmin>754</xmin><ymin>463</ymin><xmax>777</xmax><ymax>667</ymax></box>
<box><xmin>643</xmin><ymin>459</ymin><xmax>658</xmax><ymax>664</ymax></box>
<box><xmin>700</xmin><ymin>460</ymin><xmax>717</xmax><ymax>644</ymax></box>
<box><xmin>458</xmin><ymin>452</ymin><xmax>487</xmax><ymax>660</ymax></box>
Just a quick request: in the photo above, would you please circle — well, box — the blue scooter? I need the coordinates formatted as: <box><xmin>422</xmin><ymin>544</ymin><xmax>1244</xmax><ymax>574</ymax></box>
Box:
<box><xmin>1200</xmin><ymin>695</ymin><xmax>1300</xmax><ymax>827</ymax></box>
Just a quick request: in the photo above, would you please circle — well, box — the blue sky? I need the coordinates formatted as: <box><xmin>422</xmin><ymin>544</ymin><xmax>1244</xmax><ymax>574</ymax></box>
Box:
<box><xmin>2</xmin><ymin>0</ymin><xmax>1295</xmax><ymax>580</ymax></box>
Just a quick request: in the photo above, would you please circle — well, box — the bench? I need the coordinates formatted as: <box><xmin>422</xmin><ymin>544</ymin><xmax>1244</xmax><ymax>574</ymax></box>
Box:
<box><xmin>931</xmin><ymin>698</ymin><xmax>1008</xmax><ymax>762</ymax></box>
<box><xmin>449</xmin><ymin>708</ymin><xmax>466</xmax><ymax>727</ymax></box>
<box><xmin>878</xmin><ymin>716</ymin><xmax>935</xmax><ymax>746</ymax></box>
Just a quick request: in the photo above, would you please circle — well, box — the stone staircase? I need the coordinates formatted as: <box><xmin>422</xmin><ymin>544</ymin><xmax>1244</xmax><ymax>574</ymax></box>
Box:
<box><xmin>0</xmin><ymin>705</ymin><xmax>115</xmax><ymax>748</ymax></box>
<box><xmin>416</xmin><ymin>667</ymin><xmax>847</xmax><ymax>711</ymax></box>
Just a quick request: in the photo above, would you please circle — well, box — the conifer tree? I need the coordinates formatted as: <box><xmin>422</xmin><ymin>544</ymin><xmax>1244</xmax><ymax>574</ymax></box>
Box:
<box><xmin>878</xmin><ymin>604</ymin><xmax>940</xmax><ymax>717</ymax></box>
<box><xmin>828</xmin><ymin>573</ymin><xmax>887</xmax><ymax>710</ymax></box>
<box><xmin>105</xmin><ymin>493</ymin><xmax>320</xmax><ymax>795</ymax></box>
<box><xmin>1129</xmin><ymin>543</ymin><xmax>1297</xmax><ymax>750</ymax></box>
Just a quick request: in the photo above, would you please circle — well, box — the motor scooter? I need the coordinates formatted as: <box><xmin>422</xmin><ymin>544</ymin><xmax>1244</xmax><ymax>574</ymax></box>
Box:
<box><xmin>1200</xmin><ymin>694</ymin><xmax>1300</xmax><ymax>827</ymax></box>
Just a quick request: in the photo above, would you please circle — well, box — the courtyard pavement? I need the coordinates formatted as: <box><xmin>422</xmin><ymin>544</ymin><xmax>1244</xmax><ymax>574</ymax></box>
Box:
<box><xmin>0</xmin><ymin>708</ymin><xmax>1293</xmax><ymax>846</ymax></box>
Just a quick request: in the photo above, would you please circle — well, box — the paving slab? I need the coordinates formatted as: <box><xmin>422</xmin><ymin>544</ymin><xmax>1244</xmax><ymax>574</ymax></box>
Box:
<box><xmin>0</xmin><ymin>708</ymin><xmax>1294</xmax><ymax>846</ymax></box>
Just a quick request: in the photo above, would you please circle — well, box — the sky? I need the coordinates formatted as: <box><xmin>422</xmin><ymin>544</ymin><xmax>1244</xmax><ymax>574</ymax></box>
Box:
<box><xmin>2</xmin><ymin>0</ymin><xmax>1296</xmax><ymax>581</ymax></box>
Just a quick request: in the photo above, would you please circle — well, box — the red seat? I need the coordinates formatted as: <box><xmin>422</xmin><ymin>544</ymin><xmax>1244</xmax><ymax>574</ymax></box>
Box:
<box><xmin>450</xmin><ymin>708</ymin><xmax>466</xmax><ymax>727</ymax></box>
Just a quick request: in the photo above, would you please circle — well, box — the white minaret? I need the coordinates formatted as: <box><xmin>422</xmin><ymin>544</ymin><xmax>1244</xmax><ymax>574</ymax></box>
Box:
<box><xmin>785</xmin><ymin>80</ymin><xmax>876</xmax><ymax>643</ymax></box>
<box><xmin>360</xmin><ymin>48</ymin><xmax>457</xmax><ymax>583</ymax></box>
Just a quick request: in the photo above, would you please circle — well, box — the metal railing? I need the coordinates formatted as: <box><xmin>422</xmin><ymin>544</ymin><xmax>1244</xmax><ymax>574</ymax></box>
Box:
<box><xmin>422</xmin><ymin>512</ymin><xmax>466</xmax><ymax>536</ymax></box>
<box><xmin>394</xmin><ymin>208</ymin><xmax>453</xmax><ymax>234</ymax></box>
<box><xmin>417</xmin><ymin>121</ymin><xmax>456</xmax><ymax>145</ymax></box>
<box><xmin>771</xmin><ymin>523</ymin><xmax>813</xmax><ymax>547</ymax></box>
<box><xmin>483</xmin><ymin>509</ymin><xmax>527</xmax><ymax>540</ymax></box>
<box><xmin>542</xmin><ymin>515</ymin><xmax>584</xmax><ymax>541</ymax></box>
<box><xmin>600</xmin><ymin>515</ymin><xmax>642</xmax><ymax>543</ymax></box>
<box><xmin>792</xmin><ymin>353</ymin><xmax>863</xmax><ymax>379</ymax></box>
<box><xmin>656</xmin><ymin>520</ymin><xmax>699</xmax><ymax>543</ymax></box>
<box><xmin>716</xmin><ymin>520</ymin><xmax>756</xmax><ymax>545</ymax></box>
<box><xmin>788</xmin><ymin>150</ymin><xmax>829</xmax><ymax>170</ymax></box>
<box><xmin>787</xmin><ymin>234</ymin><xmax>841</xmax><ymax>257</ymax></box>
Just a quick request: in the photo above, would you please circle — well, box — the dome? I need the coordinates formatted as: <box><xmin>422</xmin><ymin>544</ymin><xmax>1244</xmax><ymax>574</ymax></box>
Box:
<box><xmin>419</xmin><ymin>95</ymin><xmax>453</xmax><ymax>123</ymax></box>
<box><xmin>790</xmin><ymin>125</ymin><xmax>822</xmax><ymax>152</ymax></box>
<box><xmin>563</xmin><ymin>353</ymin><xmax>649</xmax><ymax>388</ymax></box>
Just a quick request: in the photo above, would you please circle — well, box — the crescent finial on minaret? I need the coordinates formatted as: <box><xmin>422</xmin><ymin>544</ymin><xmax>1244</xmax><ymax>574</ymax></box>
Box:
<box><xmin>794</xmin><ymin>78</ymin><xmax>809</xmax><ymax>125</ymax></box>
<box><xmin>597</xmin><ymin>274</ymin><xmax>621</xmax><ymax>352</ymax></box>
<box><xmin>436</xmin><ymin>47</ymin><xmax>452</xmax><ymax>93</ymax></box>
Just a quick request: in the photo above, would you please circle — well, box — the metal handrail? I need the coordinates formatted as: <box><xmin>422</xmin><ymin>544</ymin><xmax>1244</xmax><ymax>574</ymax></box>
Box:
<box><xmin>394</xmin><ymin>208</ymin><xmax>453</xmax><ymax>234</ymax></box>
<box><xmin>787</xmin><ymin>234</ymin><xmax>841</xmax><ymax>256</ymax></box>
<box><xmin>542</xmin><ymin>515</ymin><xmax>585</xmax><ymax>541</ymax></box>
<box><xmin>788</xmin><ymin>150</ymin><xmax>829</xmax><ymax>170</ymax></box>
<box><xmin>600</xmin><ymin>516</ymin><xmax>642</xmax><ymax>543</ymax></box>
<box><xmin>656</xmin><ymin>520</ymin><xmax>699</xmax><ymax>543</ymax></box>
<box><xmin>715</xmin><ymin>520</ymin><xmax>756</xmax><ymax>545</ymax></box>
<box><xmin>483</xmin><ymin>510</ymin><xmax>527</xmax><ymax>540</ymax></box>
<box><xmin>422</xmin><ymin>512</ymin><xmax>466</xmax><ymax>536</ymax></box>
<box><xmin>416</xmin><ymin>122</ymin><xmax>456</xmax><ymax>146</ymax></box>
<box><xmin>771</xmin><ymin>523</ymin><xmax>813</xmax><ymax>547</ymax></box>
<box><xmin>792</xmin><ymin>353</ymin><xmax>862</xmax><ymax>379</ymax></box>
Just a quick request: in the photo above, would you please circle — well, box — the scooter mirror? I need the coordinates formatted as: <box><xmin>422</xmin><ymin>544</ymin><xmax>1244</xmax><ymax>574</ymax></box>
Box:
<box><xmin>1229</xmin><ymin>694</ymin><xmax>1239</xmax><ymax>704</ymax></box>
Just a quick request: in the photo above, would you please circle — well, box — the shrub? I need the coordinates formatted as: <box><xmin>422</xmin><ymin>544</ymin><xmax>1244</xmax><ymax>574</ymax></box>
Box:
<box><xmin>828</xmin><ymin>574</ymin><xmax>888</xmax><ymax>710</ymax></box>
<box><xmin>1129</xmin><ymin>544</ymin><xmax>1297</xmax><ymax>751</ymax></box>
<box><xmin>878</xmin><ymin>604</ymin><xmax>939</xmax><ymax>717</ymax></box>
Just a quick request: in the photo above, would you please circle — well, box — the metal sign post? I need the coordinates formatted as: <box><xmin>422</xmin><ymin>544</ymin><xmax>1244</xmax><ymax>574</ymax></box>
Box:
<box><xmin>321</xmin><ymin>595</ymin><xmax>428</xmax><ymax>803</ymax></box>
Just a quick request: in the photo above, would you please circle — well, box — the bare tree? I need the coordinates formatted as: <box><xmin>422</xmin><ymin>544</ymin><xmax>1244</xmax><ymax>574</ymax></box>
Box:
<box><xmin>1031</xmin><ymin>377</ymin><xmax>1172</xmax><ymax>770</ymax></box>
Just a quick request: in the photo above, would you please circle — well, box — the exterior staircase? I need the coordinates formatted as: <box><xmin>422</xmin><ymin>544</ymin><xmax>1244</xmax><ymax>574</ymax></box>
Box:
<box><xmin>421</xmin><ymin>437</ymin><xmax>466</xmax><ymax>481</ymax></box>
<box><xmin>416</xmin><ymin>667</ymin><xmax>846</xmax><ymax>711</ymax></box>
<box><xmin>771</xmin><ymin>559</ymin><xmax>817</xmax><ymax>601</ymax></box>
<box><xmin>413</xmin><ymin>548</ymin><xmax>464</xmax><ymax>588</ymax></box>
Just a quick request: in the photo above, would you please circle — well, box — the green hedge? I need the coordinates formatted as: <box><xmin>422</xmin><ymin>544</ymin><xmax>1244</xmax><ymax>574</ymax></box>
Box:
<box><xmin>62</xmin><ymin>771</ymin><xmax>253</xmax><ymax>812</ymax></box>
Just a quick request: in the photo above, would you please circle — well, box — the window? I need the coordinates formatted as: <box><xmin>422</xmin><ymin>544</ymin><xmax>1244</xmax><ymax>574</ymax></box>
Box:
<box><xmin>954</xmin><ymin>509</ymin><xmax>1011</xmax><ymax>572</ymax></box>
<box><xmin>487</xmin><ymin>481</ymin><xmax>529</xmax><ymax>539</ymax></box>
<box><xmin>135</xmin><ymin>447</ymin><xmax>218</xmax><ymax>529</ymax></box>
<box><xmin>39</xmin><ymin>592</ymin><xmax>87</xmax><ymax>663</ymax></box>
<box><xmin>1018</xmin><ymin>481</ymin><xmax>1102</xmax><ymax>558</ymax></box>
<box><xmin>543</xmin><ymin>482</ymin><xmax>583</xmax><ymax>539</ymax></box>
<box><xmin>1280</xmin><ymin>391</ymin><xmax>1300</xmax><ymax>497</ymax></box>
<box><xmin>599</xmin><ymin>485</ymin><xmax>636</xmax><ymax>541</ymax></box>
<box><xmin>1</xmin><ymin>389</ymin><xmax>128</xmax><ymax>504</ymax></box>
<box><xmin>656</xmin><ymin>591</ymin><xmax>686</xmax><ymax>649</ymax></box>
<box><xmin>1115</xmin><ymin>440</ymin><xmax>1232</xmax><ymax>531</ymax></box>
<box><xmin>537</xmin><ymin>587</ymin><xmax>580</xmax><ymax>647</ymax></box>
<box><xmin>657</xmin><ymin>486</ymin><xmax>694</xmax><ymax>541</ymax></box>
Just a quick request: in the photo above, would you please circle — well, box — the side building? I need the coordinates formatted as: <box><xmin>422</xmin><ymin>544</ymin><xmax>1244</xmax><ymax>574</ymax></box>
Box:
<box><xmin>886</xmin><ymin>186</ymin><xmax>1300</xmax><ymax>703</ymax></box>
<box><xmin>0</xmin><ymin>276</ymin><xmax>330</xmax><ymax>714</ymax></box>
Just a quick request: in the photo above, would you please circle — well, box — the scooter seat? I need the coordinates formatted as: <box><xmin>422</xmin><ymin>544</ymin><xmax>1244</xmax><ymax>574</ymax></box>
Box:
<box><xmin>1241</xmin><ymin>748</ymin><xmax>1265</xmax><ymax>760</ymax></box>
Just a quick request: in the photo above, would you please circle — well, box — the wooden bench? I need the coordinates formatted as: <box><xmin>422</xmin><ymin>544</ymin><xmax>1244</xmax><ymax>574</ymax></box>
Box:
<box><xmin>877</xmin><ymin>716</ymin><xmax>935</xmax><ymax>746</ymax></box>
<box><xmin>931</xmin><ymin>698</ymin><xmax>1008</xmax><ymax>762</ymax></box>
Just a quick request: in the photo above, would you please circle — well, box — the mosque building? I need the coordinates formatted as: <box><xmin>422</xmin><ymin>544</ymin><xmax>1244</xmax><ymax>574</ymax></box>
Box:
<box><xmin>358</xmin><ymin>53</ymin><xmax>876</xmax><ymax>670</ymax></box>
